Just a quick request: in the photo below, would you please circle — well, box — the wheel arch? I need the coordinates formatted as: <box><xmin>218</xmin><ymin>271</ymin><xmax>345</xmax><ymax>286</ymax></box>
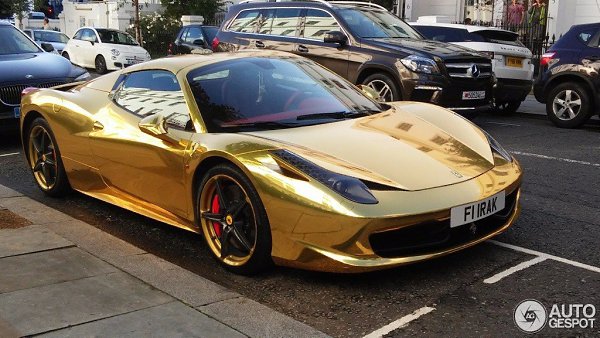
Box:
<box><xmin>355</xmin><ymin>65</ymin><xmax>404</xmax><ymax>100</ymax></box>
<box><xmin>544</xmin><ymin>73</ymin><xmax>596</xmax><ymax>106</ymax></box>
<box><xmin>20</xmin><ymin>110</ymin><xmax>45</xmax><ymax>156</ymax></box>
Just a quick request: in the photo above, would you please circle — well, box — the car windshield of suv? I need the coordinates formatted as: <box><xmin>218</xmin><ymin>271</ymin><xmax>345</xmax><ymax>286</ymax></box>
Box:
<box><xmin>97</xmin><ymin>29</ymin><xmax>138</xmax><ymax>45</ymax></box>
<box><xmin>34</xmin><ymin>31</ymin><xmax>69</xmax><ymax>43</ymax></box>
<box><xmin>187</xmin><ymin>57</ymin><xmax>384</xmax><ymax>132</ymax></box>
<box><xmin>0</xmin><ymin>25</ymin><xmax>41</xmax><ymax>54</ymax></box>
<box><xmin>338</xmin><ymin>8</ymin><xmax>422</xmax><ymax>39</ymax></box>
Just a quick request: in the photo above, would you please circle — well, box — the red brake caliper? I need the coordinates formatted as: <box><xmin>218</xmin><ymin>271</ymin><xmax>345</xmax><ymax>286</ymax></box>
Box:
<box><xmin>211</xmin><ymin>194</ymin><xmax>222</xmax><ymax>237</ymax></box>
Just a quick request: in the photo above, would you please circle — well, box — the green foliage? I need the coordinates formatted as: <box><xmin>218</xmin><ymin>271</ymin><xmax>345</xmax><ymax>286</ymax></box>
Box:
<box><xmin>1</xmin><ymin>0</ymin><xmax>30</xmax><ymax>20</ymax></box>
<box><xmin>160</xmin><ymin>0</ymin><xmax>225</xmax><ymax>22</ymax></box>
<box><xmin>128</xmin><ymin>13</ymin><xmax>180</xmax><ymax>58</ymax></box>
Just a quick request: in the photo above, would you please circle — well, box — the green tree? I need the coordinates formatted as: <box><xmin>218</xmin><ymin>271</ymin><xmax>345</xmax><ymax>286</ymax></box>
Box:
<box><xmin>4</xmin><ymin>0</ymin><xmax>31</xmax><ymax>28</ymax></box>
<box><xmin>160</xmin><ymin>0</ymin><xmax>225</xmax><ymax>22</ymax></box>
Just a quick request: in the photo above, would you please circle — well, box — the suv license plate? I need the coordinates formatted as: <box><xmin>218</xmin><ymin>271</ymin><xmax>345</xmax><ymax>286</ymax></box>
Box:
<box><xmin>506</xmin><ymin>57</ymin><xmax>523</xmax><ymax>68</ymax></box>
<box><xmin>462</xmin><ymin>91</ymin><xmax>486</xmax><ymax>100</ymax></box>
<box><xmin>450</xmin><ymin>191</ymin><xmax>506</xmax><ymax>228</ymax></box>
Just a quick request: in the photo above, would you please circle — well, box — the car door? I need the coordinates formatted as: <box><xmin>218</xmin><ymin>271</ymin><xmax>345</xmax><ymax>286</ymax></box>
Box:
<box><xmin>252</xmin><ymin>8</ymin><xmax>302</xmax><ymax>53</ymax></box>
<box><xmin>227</xmin><ymin>8</ymin><xmax>262</xmax><ymax>50</ymax></box>
<box><xmin>297</xmin><ymin>8</ymin><xmax>349</xmax><ymax>78</ymax></box>
<box><xmin>78</xmin><ymin>28</ymin><xmax>98</xmax><ymax>67</ymax></box>
<box><xmin>88</xmin><ymin>70</ymin><xmax>195</xmax><ymax>218</ymax></box>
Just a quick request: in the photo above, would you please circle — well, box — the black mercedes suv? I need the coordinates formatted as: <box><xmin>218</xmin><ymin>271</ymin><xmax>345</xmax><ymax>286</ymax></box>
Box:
<box><xmin>213</xmin><ymin>0</ymin><xmax>494</xmax><ymax>114</ymax></box>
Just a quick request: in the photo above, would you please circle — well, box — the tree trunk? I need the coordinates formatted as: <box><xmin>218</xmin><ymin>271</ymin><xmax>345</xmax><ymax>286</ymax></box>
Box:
<box><xmin>133</xmin><ymin>0</ymin><xmax>141</xmax><ymax>45</ymax></box>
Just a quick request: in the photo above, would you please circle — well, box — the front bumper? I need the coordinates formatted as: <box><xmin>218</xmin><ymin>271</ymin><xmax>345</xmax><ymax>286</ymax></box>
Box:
<box><xmin>495</xmin><ymin>78</ymin><xmax>532</xmax><ymax>103</ymax></box>
<box><xmin>108</xmin><ymin>54</ymin><xmax>150</xmax><ymax>70</ymax></box>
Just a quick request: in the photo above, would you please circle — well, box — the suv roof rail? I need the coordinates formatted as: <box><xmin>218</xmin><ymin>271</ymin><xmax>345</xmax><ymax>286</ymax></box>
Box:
<box><xmin>238</xmin><ymin>0</ymin><xmax>333</xmax><ymax>7</ymax></box>
<box><xmin>329</xmin><ymin>1</ymin><xmax>387</xmax><ymax>10</ymax></box>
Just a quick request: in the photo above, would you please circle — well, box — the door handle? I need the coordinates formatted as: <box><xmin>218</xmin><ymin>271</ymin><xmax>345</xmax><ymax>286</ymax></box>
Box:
<box><xmin>255</xmin><ymin>41</ymin><xmax>265</xmax><ymax>48</ymax></box>
<box><xmin>92</xmin><ymin>121</ymin><xmax>104</xmax><ymax>131</ymax></box>
<box><xmin>297</xmin><ymin>45</ymin><xmax>309</xmax><ymax>53</ymax></box>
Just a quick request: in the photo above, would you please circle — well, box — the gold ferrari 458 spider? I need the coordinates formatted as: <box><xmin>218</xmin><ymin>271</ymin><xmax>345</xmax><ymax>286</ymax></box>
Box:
<box><xmin>20</xmin><ymin>51</ymin><xmax>522</xmax><ymax>274</ymax></box>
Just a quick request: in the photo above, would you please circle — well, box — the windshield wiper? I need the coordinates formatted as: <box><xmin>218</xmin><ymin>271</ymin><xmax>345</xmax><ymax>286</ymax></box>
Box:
<box><xmin>296</xmin><ymin>110</ymin><xmax>376</xmax><ymax>121</ymax></box>
<box><xmin>220</xmin><ymin>121</ymin><xmax>300</xmax><ymax>130</ymax></box>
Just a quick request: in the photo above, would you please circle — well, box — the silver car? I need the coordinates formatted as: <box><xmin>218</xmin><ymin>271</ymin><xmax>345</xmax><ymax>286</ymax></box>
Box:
<box><xmin>23</xmin><ymin>29</ymin><xmax>69</xmax><ymax>54</ymax></box>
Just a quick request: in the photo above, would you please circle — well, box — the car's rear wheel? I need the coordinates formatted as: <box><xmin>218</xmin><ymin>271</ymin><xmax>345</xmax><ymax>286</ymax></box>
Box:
<box><xmin>62</xmin><ymin>52</ymin><xmax>70</xmax><ymax>61</ymax></box>
<box><xmin>362</xmin><ymin>73</ymin><xmax>400</xmax><ymax>102</ymax></box>
<box><xmin>494</xmin><ymin>100</ymin><xmax>521</xmax><ymax>114</ymax></box>
<box><xmin>546</xmin><ymin>82</ymin><xmax>592</xmax><ymax>128</ymax></box>
<box><xmin>26</xmin><ymin>118</ymin><xmax>70</xmax><ymax>197</ymax></box>
<box><xmin>95</xmin><ymin>55</ymin><xmax>107</xmax><ymax>74</ymax></box>
<box><xmin>197</xmin><ymin>164</ymin><xmax>272</xmax><ymax>275</ymax></box>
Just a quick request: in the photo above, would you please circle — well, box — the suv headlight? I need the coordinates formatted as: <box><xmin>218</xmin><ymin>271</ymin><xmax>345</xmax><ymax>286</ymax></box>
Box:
<box><xmin>271</xmin><ymin>150</ymin><xmax>378</xmax><ymax>204</ymax></box>
<box><xmin>483</xmin><ymin>131</ymin><xmax>512</xmax><ymax>162</ymax></box>
<box><xmin>400</xmin><ymin>55</ymin><xmax>440</xmax><ymax>74</ymax></box>
<box><xmin>110</xmin><ymin>49</ymin><xmax>120</xmax><ymax>56</ymax></box>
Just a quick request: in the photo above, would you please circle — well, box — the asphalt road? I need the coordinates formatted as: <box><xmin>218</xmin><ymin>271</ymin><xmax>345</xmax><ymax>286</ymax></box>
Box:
<box><xmin>0</xmin><ymin>105</ymin><xmax>599</xmax><ymax>337</ymax></box>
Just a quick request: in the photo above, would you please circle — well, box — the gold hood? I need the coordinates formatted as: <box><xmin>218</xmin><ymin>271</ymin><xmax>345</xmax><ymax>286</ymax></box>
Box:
<box><xmin>247</xmin><ymin>102</ymin><xmax>495</xmax><ymax>191</ymax></box>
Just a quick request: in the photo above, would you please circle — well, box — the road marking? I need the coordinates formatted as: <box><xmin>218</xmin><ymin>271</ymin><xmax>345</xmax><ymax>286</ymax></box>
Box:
<box><xmin>511</xmin><ymin>151</ymin><xmax>600</xmax><ymax>168</ymax></box>
<box><xmin>0</xmin><ymin>152</ymin><xmax>19</xmax><ymax>158</ymax></box>
<box><xmin>363</xmin><ymin>306</ymin><xmax>435</xmax><ymax>338</ymax></box>
<box><xmin>486</xmin><ymin>121</ymin><xmax>521</xmax><ymax>127</ymax></box>
<box><xmin>484</xmin><ymin>256</ymin><xmax>548</xmax><ymax>284</ymax></box>
<box><xmin>489</xmin><ymin>240</ymin><xmax>600</xmax><ymax>274</ymax></box>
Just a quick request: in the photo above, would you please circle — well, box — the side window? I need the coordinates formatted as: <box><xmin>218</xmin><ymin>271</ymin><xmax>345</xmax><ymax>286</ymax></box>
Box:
<box><xmin>33</xmin><ymin>31</ymin><xmax>43</xmax><ymax>41</ymax></box>
<box><xmin>270</xmin><ymin>8</ymin><xmax>301</xmax><ymax>37</ymax></box>
<box><xmin>578</xmin><ymin>29</ymin><xmax>600</xmax><ymax>48</ymax></box>
<box><xmin>73</xmin><ymin>30</ymin><xmax>83</xmax><ymax>40</ymax></box>
<box><xmin>257</xmin><ymin>9</ymin><xmax>275</xmax><ymax>35</ymax></box>
<box><xmin>184</xmin><ymin>26</ymin><xmax>204</xmax><ymax>44</ymax></box>
<box><xmin>303</xmin><ymin>9</ymin><xmax>341</xmax><ymax>40</ymax></box>
<box><xmin>229</xmin><ymin>10</ymin><xmax>261</xmax><ymax>33</ymax></box>
<box><xmin>114</xmin><ymin>70</ymin><xmax>192</xmax><ymax>130</ymax></box>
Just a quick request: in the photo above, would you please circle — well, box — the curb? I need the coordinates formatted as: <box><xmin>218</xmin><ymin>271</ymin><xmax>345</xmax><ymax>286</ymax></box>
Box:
<box><xmin>0</xmin><ymin>184</ymin><xmax>330</xmax><ymax>338</ymax></box>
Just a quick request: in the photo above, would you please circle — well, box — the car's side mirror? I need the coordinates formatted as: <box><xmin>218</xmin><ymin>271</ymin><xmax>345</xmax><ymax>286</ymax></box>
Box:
<box><xmin>139</xmin><ymin>113</ymin><xmax>178</xmax><ymax>144</ymax></box>
<box><xmin>359</xmin><ymin>85</ymin><xmax>381</xmax><ymax>102</ymax></box>
<box><xmin>324</xmin><ymin>31</ymin><xmax>348</xmax><ymax>46</ymax></box>
<box><xmin>192</xmin><ymin>39</ymin><xmax>207</xmax><ymax>47</ymax></box>
<box><xmin>41</xmin><ymin>42</ymin><xmax>55</xmax><ymax>52</ymax></box>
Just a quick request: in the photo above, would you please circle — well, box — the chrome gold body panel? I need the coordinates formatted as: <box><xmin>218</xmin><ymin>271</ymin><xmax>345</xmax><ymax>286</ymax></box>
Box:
<box><xmin>20</xmin><ymin>52</ymin><xmax>523</xmax><ymax>273</ymax></box>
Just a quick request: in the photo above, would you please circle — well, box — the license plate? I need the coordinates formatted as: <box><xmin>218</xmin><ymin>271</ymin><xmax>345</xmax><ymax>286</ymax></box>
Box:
<box><xmin>462</xmin><ymin>91</ymin><xmax>486</xmax><ymax>100</ymax></box>
<box><xmin>506</xmin><ymin>57</ymin><xmax>523</xmax><ymax>68</ymax></box>
<box><xmin>450</xmin><ymin>191</ymin><xmax>506</xmax><ymax>228</ymax></box>
<box><xmin>13</xmin><ymin>107</ymin><xmax>20</xmax><ymax>118</ymax></box>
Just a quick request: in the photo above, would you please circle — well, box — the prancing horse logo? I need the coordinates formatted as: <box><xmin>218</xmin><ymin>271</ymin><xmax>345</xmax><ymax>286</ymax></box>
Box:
<box><xmin>25</xmin><ymin>74</ymin><xmax>34</xmax><ymax>79</ymax></box>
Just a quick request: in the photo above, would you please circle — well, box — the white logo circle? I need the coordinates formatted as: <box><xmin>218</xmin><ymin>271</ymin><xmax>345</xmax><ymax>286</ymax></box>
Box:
<box><xmin>514</xmin><ymin>299</ymin><xmax>547</xmax><ymax>333</ymax></box>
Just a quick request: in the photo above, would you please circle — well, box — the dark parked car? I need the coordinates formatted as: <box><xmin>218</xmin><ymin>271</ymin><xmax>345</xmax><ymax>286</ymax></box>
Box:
<box><xmin>213</xmin><ymin>1</ymin><xmax>494</xmax><ymax>114</ymax></box>
<box><xmin>168</xmin><ymin>25</ymin><xmax>218</xmax><ymax>55</ymax></box>
<box><xmin>0</xmin><ymin>22</ymin><xmax>89</xmax><ymax>130</ymax></box>
<box><xmin>534</xmin><ymin>22</ymin><xmax>600</xmax><ymax>128</ymax></box>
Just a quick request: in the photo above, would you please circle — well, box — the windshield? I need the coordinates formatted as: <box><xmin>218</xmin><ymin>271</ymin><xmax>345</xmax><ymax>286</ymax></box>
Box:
<box><xmin>34</xmin><ymin>31</ymin><xmax>69</xmax><ymax>43</ymax></box>
<box><xmin>0</xmin><ymin>26</ymin><xmax>41</xmax><ymax>54</ymax></box>
<box><xmin>338</xmin><ymin>8</ymin><xmax>422</xmax><ymax>39</ymax></box>
<box><xmin>187</xmin><ymin>57</ymin><xmax>384</xmax><ymax>132</ymax></box>
<box><xmin>96</xmin><ymin>29</ymin><xmax>138</xmax><ymax>45</ymax></box>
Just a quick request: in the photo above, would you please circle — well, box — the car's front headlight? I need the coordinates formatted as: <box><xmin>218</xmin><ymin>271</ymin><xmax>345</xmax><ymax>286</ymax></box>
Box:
<box><xmin>271</xmin><ymin>150</ymin><xmax>379</xmax><ymax>204</ymax></box>
<box><xmin>483</xmin><ymin>131</ymin><xmax>512</xmax><ymax>162</ymax></box>
<box><xmin>74</xmin><ymin>72</ymin><xmax>91</xmax><ymax>81</ymax></box>
<box><xmin>400</xmin><ymin>55</ymin><xmax>440</xmax><ymax>74</ymax></box>
<box><xmin>110</xmin><ymin>48</ymin><xmax>120</xmax><ymax>56</ymax></box>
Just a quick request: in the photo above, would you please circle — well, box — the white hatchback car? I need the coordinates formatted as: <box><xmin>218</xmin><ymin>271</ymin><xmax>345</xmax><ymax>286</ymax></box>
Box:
<box><xmin>63</xmin><ymin>27</ymin><xmax>151</xmax><ymax>74</ymax></box>
<box><xmin>412</xmin><ymin>20</ymin><xmax>534</xmax><ymax>113</ymax></box>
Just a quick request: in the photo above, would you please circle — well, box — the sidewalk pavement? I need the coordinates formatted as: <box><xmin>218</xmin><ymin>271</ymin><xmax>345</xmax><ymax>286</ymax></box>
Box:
<box><xmin>0</xmin><ymin>184</ymin><xmax>330</xmax><ymax>338</ymax></box>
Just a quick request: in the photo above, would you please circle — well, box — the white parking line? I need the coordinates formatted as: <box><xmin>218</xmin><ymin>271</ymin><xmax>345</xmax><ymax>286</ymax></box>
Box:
<box><xmin>489</xmin><ymin>240</ymin><xmax>600</xmax><ymax>274</ymax></box>
<box><xmin>486</xmin><ymin>121</ymin><xmax>522</xmax><ymax>127</ymax></box>
<box><xmin>483</xmin><ymin>256</ymin><xmax>548</xmax><ymax>284</ymax></box>
<box><xmin>511</xmin><ymin>151</ymin><xmax>600</xmax><ymax>168</ymax></box>
<box><xmin>0</xmin><ymin>152</ymin><xmax>19</xmax><ymax>158</ymax></box>
<box><xmin>362</xmin><ymin>306</ymin><xmax>436</xmax><ymax>338</ymax></box>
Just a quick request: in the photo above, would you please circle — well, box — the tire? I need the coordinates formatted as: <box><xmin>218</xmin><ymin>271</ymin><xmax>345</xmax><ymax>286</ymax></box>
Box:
<box><xmin>546</xmin><ymin>82</ymin><xmax>592</xmax><ymax>128</ymax></box>
<box><xmin>62</xmin><ymin>52</ymin><xmax>70</xmax><ymax>61</ymax></box>
<box><xmin>362</xmin><ymin>73</ymin><xmax>401</xmax><ymax>102</ymax></box>
<box><xmin>196</xmin><ymin>164</ymin><xmax>272</xmax><ymax>275</ymax></box>
<box><xmin>95</xmin><ymin>55</ymin><xmax>108</xmax><ymax>74</ymax></box>
<box><xmin>26</xmin><ymin>118</ymin><xmax>71</xmax><ymax>197</ymax></box>
<box><xmin>493</xmin><ymin>100</ymin><xmax>521</xmax><ymax>114</ymax></box>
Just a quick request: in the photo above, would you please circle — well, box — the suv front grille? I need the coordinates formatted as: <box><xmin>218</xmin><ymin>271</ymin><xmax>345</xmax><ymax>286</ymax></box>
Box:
<box><xmin>0</xmin><ymin>82</ymin><xmax>66</xmax><ymax>106</ymax></box>
<box><xmin>445</xmin><ymin>61</ymin><xmax>493</xmax><ymax>79</ymax></box>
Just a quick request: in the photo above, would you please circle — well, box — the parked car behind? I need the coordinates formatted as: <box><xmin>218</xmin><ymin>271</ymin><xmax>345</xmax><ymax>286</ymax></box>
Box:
<box><xmin>62</xmin><ymin>27</ymin><xmax>151</xmax><ymax>74</ymax></box>
<box><xmin>168</xmin><ymin>25</ymin><xmax>218</xmax><ymax>55</ymax></box>
<box><xmin>411</xmin><ymin>20</ymin><xmax>534</xmax><ymax>114</ymax></box>
<box><xmin>0</xmin><ymin>21</ymin><xmax>89</xmax><ymax>130</ymax></box>
<box><xmin>213</xmin><ymin>1</ymin><xmax>494</xmax><ymax>115</ymax></box>
<box><xmin>24</xmin><ymin>29</ymin><xmax>69</xmax><ymax>54</ymax></box>
<box><xmin>534</xmin><ymin>22</ymin><xmax>600</xmax><ymax>128</ymax></box>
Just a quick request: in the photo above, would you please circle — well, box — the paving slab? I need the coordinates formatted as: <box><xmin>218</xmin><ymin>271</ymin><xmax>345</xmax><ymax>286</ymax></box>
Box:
<box><xmin>0</xmin><ymin>225</ymin><xmax>73</xmax><ymax>258</ymax></box>
<box><xmin>199</xmin><ymin>297</ymin><xmax>331</xmax><ymax>338</ymax></box>
<box><xmin>0</xmin><ymin>247</ymin><xmax>117</xmax><ymax>294</ymax></box>
<box><xmin>39</xmin><ymin>301</ymin><xmax>246</xmax><ymax>338</ymax></box>
<box><xmin>0</xmin><ymin>271</ymin><xmax>174</xmax><ymax>336</ymax></box>
<box><xmin>0</xmin><ymin>196</ymin><xmax>73</xmax><ymax>224</ymax></box>
<box><xmin>112</xmin><ymin>253</ymin><xmax>241</xmax><ymax>307</ymax></box>
<box><xmin>0</xmin><ymin>185</ymin><xmax>22</xmax><ymax>199</ymax></box>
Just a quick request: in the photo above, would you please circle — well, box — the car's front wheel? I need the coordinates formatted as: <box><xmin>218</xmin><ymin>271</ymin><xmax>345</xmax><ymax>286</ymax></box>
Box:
<box><xmin>197</xmin><ymin>164</ymin><xmax>272</xmax><ymax>275</ymax></box>
<box><xmin>26</xmin><ymin>118</ymin><xmax>71</xmax><ymax>197</ymax></box>
<box><xmin>546</xmin><ymin>82</ymin><xmax>592</xmax><ymax>128</ymax></box>
<box><xmin>362</xmin><ymin>73</ymin><xmax>400</xmax><ymax>102</ymax></box>
<box><xmin>95</xmin><ymin>55</ymin><xmax>108</xmax><ymax>74</ymax></box>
